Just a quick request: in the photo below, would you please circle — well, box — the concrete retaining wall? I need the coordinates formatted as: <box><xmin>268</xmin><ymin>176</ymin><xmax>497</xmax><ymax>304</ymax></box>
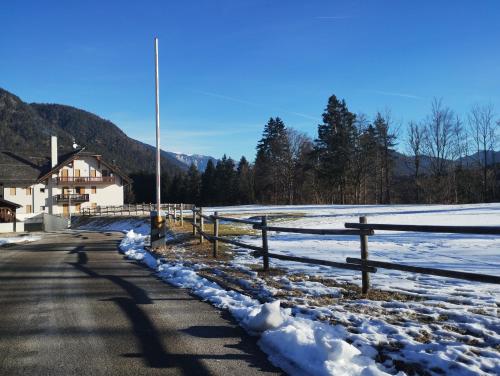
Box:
<box><xmin>0</xmin><ymin>222</ymin><xmax>25</xmax><ymax>233</ymax></box>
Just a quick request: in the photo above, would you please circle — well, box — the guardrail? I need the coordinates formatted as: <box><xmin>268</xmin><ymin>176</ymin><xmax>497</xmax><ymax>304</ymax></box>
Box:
<box><xmin>190</xmin><ymin>207</ymin><xmax>500</xmax><ymax>294</ymax></box>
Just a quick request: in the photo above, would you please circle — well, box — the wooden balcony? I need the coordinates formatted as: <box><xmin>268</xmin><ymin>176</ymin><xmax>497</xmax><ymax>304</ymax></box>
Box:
<box><xmin>55</xmin><ymin>176</ymin><xmax>115</xmax><ymax>185</ymax></box>
<box><xmin>55</xmin><ymin>194</ymin><xmax>89</xmax><ymax>203</ymax></box>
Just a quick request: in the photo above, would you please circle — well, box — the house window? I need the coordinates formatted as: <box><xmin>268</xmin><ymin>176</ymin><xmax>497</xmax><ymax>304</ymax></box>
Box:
<box><xmin>26</xmin><ymin>188</ymin><xmax>32</xmax><ymax>196</ymax></box>
<box><xmin>10</xmin><ymin>188</ymin><xmax>16</xmax><ymax>196</ymax></box>
<box><xmin>91</xmin><ymin>186</ymin><xmax>97</xmax><ymax>194</ymax></box>
<box><xmin>75</xmin><ymin>203</ymin><xmax>81</xmax><ymax>212</ymax></box>
<box><xmin>76</xmin><ymin>187</ymin><xmax>85</xmax><ymax>194</ymax></box>
<box><xmin>26</xmin><ymin>205</ymin><xmax>32</xmax><ymax>214</ymax></box>
<box><xmin>102</xmin><ymin>170</ymin><xmax>109</xmax><ymax>177</ymax></box>
<box><xmin>40</xmin><ymin>188</ymin><xmax>45</xmax><ymax>193</ymax></box>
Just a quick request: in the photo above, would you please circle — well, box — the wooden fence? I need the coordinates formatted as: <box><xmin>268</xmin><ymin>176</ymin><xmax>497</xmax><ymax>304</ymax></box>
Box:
<box><xmin>80</xmin><ymin>203</ymin><xmax>194</xmax><ymax>221</ymax></box>
<box><xmin>190</xmin><ymin>207</ymin><xmax>500</xmax><ymax>294</ymax></box>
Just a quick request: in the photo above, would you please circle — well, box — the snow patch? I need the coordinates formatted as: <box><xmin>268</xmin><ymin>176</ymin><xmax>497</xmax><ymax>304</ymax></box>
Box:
<box><xmin>0</xmin><ymin>235</ymin><xmax>41</xmax><ymax>246</ymax></box>
<box><xmin>118</xmin><ymin>229</ymin><xmax>391</xmax><ymax>376</ymax></box>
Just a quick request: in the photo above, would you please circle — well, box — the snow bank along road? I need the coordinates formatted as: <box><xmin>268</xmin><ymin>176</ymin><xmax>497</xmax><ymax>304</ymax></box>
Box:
<box><xmin>0</xmin><ymin>231</ymin><xmax>280</xmax><ymax>375</ymax></box>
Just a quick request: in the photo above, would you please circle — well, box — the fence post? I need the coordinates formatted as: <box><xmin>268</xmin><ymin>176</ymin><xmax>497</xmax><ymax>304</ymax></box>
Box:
<box><xmin>213</xmin><ymin>211</ymin><xmax>219</xmax><ymax>257</ymax></box>
<box><xmin>261</xmin><ymin>215</ymin><xmax>269</xmax><ymax>271</ymax></box>
<box><xmin>180</xmin><ymin>203</ymin><xmax>184</xmax><ymax>226</ymax></box>
<box><xmin>360</xmin><ymin>216</ymin><xmax>370</xmax><ymax>294</ymax></box>
<box><xmin>199</xmin><ymin>207</ymin><xmax>204</xmax><ymax>244</ymax></box>
<box><xmin>192</xmin><ymin>207</ymin><xmax>197</xmax><ymax>235</ymax></box>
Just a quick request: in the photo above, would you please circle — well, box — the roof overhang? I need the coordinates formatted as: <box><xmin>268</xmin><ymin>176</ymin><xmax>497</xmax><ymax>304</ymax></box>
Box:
<box><xmin>36</xmin><ymin>148</ymin><xmax>132</xmax><ymax>185</ymax></box>
<box><xmin>0</xmin><ymin>198</ymin><xmax>22</xmax><ymax>209</ymax></box>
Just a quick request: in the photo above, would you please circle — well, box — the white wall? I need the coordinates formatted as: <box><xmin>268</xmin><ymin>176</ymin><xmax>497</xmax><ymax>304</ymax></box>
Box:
<box><xmin>3</xmin><ymin>183</ymin><xmax>48</xmax><ymax>215</ymax></box>
<box><xmin>3</xmin><ymin>155</ymin><xmax>125</xmax><ymax>218</ymax></box>
<box><xmin>0</xmin><ymin>222</ymin><xmax>24</xmax><ymax>233</ymax></box>
<box><xmin>51</xmin><ymin>156</ymin><xmax>124</xmax><ymax>215</ymax></box>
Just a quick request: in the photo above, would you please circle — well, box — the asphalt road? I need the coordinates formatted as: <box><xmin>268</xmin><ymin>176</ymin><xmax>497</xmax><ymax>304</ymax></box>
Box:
<box><xmin>0</xmin><ymin>231</ymin><xmax>282</xmax><ymax>375</ymax></box>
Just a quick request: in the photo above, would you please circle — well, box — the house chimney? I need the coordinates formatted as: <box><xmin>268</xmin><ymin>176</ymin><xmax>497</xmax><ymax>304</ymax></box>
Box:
<box><xmin>51</xmin><ymin>136</ymin><xmax>58</xmax><ymax>167</ymax></box>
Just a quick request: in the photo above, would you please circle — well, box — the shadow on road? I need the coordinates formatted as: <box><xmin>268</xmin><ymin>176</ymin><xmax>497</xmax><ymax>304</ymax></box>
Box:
<box><xmin>65</xmin><ymin>242</ymin><xmax>278</xmax><ymax>374</ymax></box>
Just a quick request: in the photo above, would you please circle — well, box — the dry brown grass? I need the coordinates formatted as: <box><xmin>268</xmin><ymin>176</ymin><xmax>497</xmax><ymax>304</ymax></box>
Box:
<box><xmin>153</xmin><ymin>219</ymin><xmax>424</xmax><ymax>306</ymax></box>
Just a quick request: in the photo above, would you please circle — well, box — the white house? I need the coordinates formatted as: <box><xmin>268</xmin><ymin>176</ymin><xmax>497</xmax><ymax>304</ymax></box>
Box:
<box><xmin>0</xmin><ymin>136</ymin><xmax>131</xmax><ymax>223</ymax></box>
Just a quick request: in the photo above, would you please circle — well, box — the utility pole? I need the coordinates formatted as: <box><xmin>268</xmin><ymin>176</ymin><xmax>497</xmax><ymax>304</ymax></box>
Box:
<box><xmin>151</xmin><ymin>36</ymin><xmax>166</xmax><ymax>249</ymax></box>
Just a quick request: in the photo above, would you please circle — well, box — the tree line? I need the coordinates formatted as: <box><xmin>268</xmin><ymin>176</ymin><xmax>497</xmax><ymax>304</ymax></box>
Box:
<box><xmin>128</xmin><ymin>94</ymin><xmax>499</xmax><ymax>205</ymax></box>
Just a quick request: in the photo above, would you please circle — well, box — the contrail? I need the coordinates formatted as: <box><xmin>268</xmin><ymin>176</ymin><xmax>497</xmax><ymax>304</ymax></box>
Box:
<box><xmin>190</xmin><ymin>89</ymin><xmax>321</xmax><ymax>121</ymax></box>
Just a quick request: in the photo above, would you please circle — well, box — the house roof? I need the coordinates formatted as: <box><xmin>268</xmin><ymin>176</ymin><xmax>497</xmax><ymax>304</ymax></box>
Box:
<box><xmin>36</xmin><ymin>149</ymin><xmax>132</xmax><ymax>184</ymax></box>
<box><xmin>0</xmin><ymin>198</ymin><xmax>22</xmax><ymax>209</ymax></box>
<box><xmin>0</xmin><ymin>151</ymin><xmax>50</xmax><ymax>185</ymax></box>
<box><xmin>0</xmin><ymin>148</ymin><xmax>131</xmax><ymax>186</ymax></box>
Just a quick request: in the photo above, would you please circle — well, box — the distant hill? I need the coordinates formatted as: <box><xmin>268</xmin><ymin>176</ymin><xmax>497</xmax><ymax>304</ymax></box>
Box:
<box><xmin>459</xmin><ymin>150</ymin><xmax>500</xmax><ymax>167</ymax></box>
<box><xmin>0</xmin><ymin>87</ymin><xmax>186</xmax><ymax>175</ymax></box>
<box><xmin>393</xmin><ymin>149</ymin><xmax>499</xmax><ymax>177</ymax></box>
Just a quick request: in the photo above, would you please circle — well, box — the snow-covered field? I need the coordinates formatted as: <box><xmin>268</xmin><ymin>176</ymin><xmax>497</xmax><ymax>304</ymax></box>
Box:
<box><xmin>115</xmin><ymin>203</ymin><xmax>500</xmax><ymax>375</ymax></box>
<box><xmin>0</xmin><ymin>234</ymin><xmax>41</xmax><ymax>246</ymax></box>
<box><xmin>203</xmin><ymin>203</ymin><xmax>500</xmax><ymax>298</ymax></box>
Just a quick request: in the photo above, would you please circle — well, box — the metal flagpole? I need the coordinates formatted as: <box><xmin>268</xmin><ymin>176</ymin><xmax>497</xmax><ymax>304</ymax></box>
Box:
<box><xmin>154</xmin><ymin>37</ymin><xmax>161</xmax><ymax>221</ymax></box>
<box><xmin>151</xmin><ymin>36</ymin><xmax>165</xmax><ymax>249</ymax></box>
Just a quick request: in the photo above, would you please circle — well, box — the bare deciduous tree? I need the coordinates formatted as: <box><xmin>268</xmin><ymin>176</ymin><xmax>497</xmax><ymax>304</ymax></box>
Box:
<box><xmin>469</xmin><ymin>103</ymin><xmax>497</xmax><ymax>200</ymax></box>
<box><xmin>284</xmin><ymin>128</ymin><xmax>313</xmax><ymax>204</ymax></box>
<box><xmin>407</xmin><ymin>121</ymin><xmax>425</xmax><ymax>202</ymax></box>
<box><xmin>424</xmin><ymin>98</ymin><xmax>454</xmax><ymax>177</ymax></box>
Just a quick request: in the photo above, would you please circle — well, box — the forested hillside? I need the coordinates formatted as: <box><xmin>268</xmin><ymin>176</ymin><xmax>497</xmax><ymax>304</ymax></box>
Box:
<box><xmin>0</xmin><ymin>88</ymin><xmax>185</xmax><ymax>176</ymax></box>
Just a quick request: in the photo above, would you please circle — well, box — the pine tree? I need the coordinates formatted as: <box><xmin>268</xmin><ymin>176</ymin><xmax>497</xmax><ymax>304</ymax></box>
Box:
<box><xmin>237</xmin><ymin>156</ymin><xmax>254</xmax><ymax>203</ymax></box>
<box><xmin>314</xmin><ymin>95</ymin><xmax>357</xmax><ymax>203</ymax></box>
<box><xmin>169</xmin><ymin>173</ymin><xmax>186</xmax><ymax>203</ymax></box>
<box><xmin>200</xmin><ymin>159</ymin><xmax>217</xmax><ymax>205</ymax></box>
<box><xmin>373</xmin><ymin>112</ymin><xmax>396</xmax><ymax>204</ymax></box>
<box><xmin>185</xmin><ymin>163</ymin><xmax>201</xmax><ymax>205</ymax></box>
<box><xmin>254</xmin><ymin>117</ymin><xmax>290</xmax><ymax>203</ymax></box>
<box><xmin>214</xmin><ymin>155</ymin><xmax>238</xmax><ymax>204</ymax></box>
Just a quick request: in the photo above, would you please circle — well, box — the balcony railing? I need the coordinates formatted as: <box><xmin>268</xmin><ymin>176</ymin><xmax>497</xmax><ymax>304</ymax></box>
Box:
<box><xmin>55</xmin><ymin>194</ymin><xmax>90</xmax><ymax>203</ymax></box>
<box><xmin>55</xmin><ymin>176</ymin><xmax>115</xmax><ymax>185</ymax></box>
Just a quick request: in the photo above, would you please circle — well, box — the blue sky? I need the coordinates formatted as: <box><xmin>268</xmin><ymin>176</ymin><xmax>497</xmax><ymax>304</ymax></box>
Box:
<box><xmin>1</xmin><ymin>1</ymin><xmax>499</xmax><ymax>160</ymax></box>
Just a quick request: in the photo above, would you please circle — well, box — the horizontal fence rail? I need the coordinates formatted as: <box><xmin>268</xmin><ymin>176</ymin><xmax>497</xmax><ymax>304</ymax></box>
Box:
<box><xmin>253</xmin><ymin>224</ymin><xmax>372</xmax><ymax>236</ymax></box>
<box><xmin>191</xmin><ymin>209</ymin><xmax>378</xmax><ymax>278</ymax></box>
<box><xmin>257</xmin><ymin>252</ymin><xmax>376</xmax><ymax>272</ymax></box>
<box><xmin>216</xmin><ymin>216</ymin><xmax>261</xmax><ymax>225</ymax></box>
<box><xmin>188</xmin><ymin>207</ymin><xmax>500</xmax><ymax>293</ymax></box>
<box><xmin>345</xmin><ymin>222</ymin><xmax>500</xmax><ymax>235</ymax></box>
<box><xmin>346</xmin><ymin>258</ymin><xmax>500</xmax><ymax>284</ymax></box>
